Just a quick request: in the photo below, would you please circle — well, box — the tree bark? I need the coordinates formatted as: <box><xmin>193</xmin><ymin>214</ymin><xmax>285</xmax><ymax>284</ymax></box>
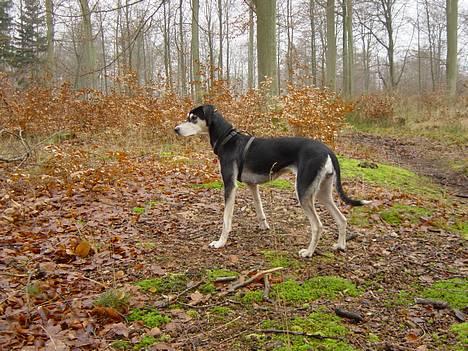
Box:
<box><xmin>248</xmin><ymin>2</ymin><xmax>254</xmax><ymax>89</ymax></box>
<box><xmin>191</xmin><ymin>0</ymin><xmax>202</xmax><ymax>102</ymax></box>
<box><xmin>45</xmin><ymin>0</ymin><xmax>54</xmax><ymax>84</ymax></box>
<box><xmin>253</xmin><ymin>0</ymin><xmax>278</xmax><ymax>95</ymax></box>
<box><xmin>325</xmin><ymin>0</ymin><xmax>336</xmax><ymax>90</ymax></box>
<box><xmin>78</xmin><ymin>0</ymin><xmax>96</xmax><ymax>90</ymax></box>
<box><xmin>446</xmin><ymin>0</ymin><xmax>458</xmax><ymax>97</ymax></box>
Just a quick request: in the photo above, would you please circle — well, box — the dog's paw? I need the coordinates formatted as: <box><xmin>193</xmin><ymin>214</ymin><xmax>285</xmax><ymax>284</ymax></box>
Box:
<box><xmin>259</xmin><ymin>221</ymin><xmax>270</xmax><ymax>230</ymax></box>
<box><xmin>209</xmin><ymin>240</ymin><xmax>226</xmax><ymax>249</ymax></box>
<box><xmin>298</xmin><ymin>248</ymin><xmax>314</xmax><ymax>258</ymax></box>
<box><xmin>333</xmin><ymin>243</ymin><xmax>346</xmax><ymax>251</ymax></box>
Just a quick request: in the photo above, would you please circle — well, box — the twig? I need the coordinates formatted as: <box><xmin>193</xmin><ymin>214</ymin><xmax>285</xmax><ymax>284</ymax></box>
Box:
<box><xmin>228</xmin><ymin>267</ymin><xmax>284</xmax><ymax>292</ymax></box>
<box><xmin>214</xmin><ymin>276</ymin><xmax>238</xmax><ymax>283</ymax></box>
<box><xmin>256</xmin><ymin>328</ymin><xmax>342</xmax><ymax>340</ymax></box>
<box><xmin>414</xmin><ymin>297</ymin><xmax>448</xmax><ymax>309</ymax></box>
<box><xmin>263</xmin><ymin>274</ymin><xmax>272</xmax><ymax>302</ymax></box>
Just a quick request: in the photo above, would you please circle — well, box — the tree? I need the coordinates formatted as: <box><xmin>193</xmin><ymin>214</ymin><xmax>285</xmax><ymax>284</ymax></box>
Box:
<box><xmin>14</xmin><ymin>0</ymin><xmax>47</xmax><ymax>77</ymax></box>
<box><xmin>325</xmin><ymin>0</ymin><xmax>336</xmax><ymax>89</ymax></box>
<box><xmin>342</xmin><ymin>0</ymin><xmax>353</xmax><ymax>98</ymax></box>
<box><xmin>77</xmin><ymin>0</ymin><xmax>96</xmax><ymax>89</ymax></box>
<box><xmin>253</xmin><ymin>0</ymin><xmax>278</xmax><ymax>95</ymax></box>
<box><xmin>446</xmin><ymin>0</ymin><xmax>457</xmax><ymax>97</ymax></box>
<box><xmin>248</xmin><ymin>1</ymin><xmax>255</xmax><ymax>89</ymax></box>
<box><xmin>45</xmin><ymin>0</ymin><xmax>54</xmax><ymax>81</ymax></box>
<box><xmin>0</xmin><ymin>0</ymin><xmax>13</xmax><ymax>69</ymax></box>
<box><xmin>191</xmin><ymin>0</ymin><xmax>201</xmax><ymax>102</ymax></box>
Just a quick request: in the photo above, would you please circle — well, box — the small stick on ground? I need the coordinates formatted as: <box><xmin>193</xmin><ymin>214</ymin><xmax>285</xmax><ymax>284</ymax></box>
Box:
<box><xmin>414</xmin><ymin>298</ymin><xmax>448</xmax><ymax>309</ymax></box>
<box><xmin>228</xmin><ymin>267</ymin><xmax>284</xmax><ymax>292</ymax></box>
<box><xmin>263</xmin><ymin>274</ymin><xmax>272</xmax><ymax>302</ymax></box>
<box><xmin>256</xmin><ymin>329</ymin><xmax>342</xmax><ymax>340</ymax></box>
<box><xmin>214</xmin><ymin>276</ymin><xmax>238</xmax><ymax>283</ymax></box>
<box><xmin>335</xmin><ymin>308</ymin><xmax>364</xmax><ymax>322</ymax></box>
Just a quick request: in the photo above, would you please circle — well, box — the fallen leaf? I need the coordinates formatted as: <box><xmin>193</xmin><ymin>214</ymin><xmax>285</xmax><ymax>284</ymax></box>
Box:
<box><xmin>75</xmin><ymin>240</ymin><xmax>91</xmax><ymax>258</ymax></box>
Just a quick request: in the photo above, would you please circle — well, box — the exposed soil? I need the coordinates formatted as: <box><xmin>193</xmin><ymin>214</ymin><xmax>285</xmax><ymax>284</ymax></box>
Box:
<box><xmin>338</xmin><ymin>131</ymin><xmax>468</xmax><ymax>199</ymax></box>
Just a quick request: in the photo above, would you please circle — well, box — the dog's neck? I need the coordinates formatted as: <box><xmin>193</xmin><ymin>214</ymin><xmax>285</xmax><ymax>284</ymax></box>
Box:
<box><xmin>209</xmin><ymin>113</ymin><xmax>236</xmax><ymax>152</ymax></box>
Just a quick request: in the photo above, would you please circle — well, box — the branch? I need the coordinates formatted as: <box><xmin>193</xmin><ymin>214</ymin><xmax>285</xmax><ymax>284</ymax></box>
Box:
<box><xmin>228</xmin><ymin>267</ymin><xmax>284</xmax><ymax>292</ymax></box>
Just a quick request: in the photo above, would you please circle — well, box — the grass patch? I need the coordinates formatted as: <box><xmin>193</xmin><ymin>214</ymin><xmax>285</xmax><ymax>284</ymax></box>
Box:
<box><xmin>384</xmin><ymin>290</ymin><xmax>414</xmax><ymax>308</ymax></box>
<box><xmin>127</xmin><ymin>308</ymin><xmax>171</xmax><ymax>328</ymax></box>
<box><xmin>349</xmin><ymin>206</ymin><xmax>371</xmax><ymax>227</ymax></box>
<box><xmin>273</xmin><ymin>276</ymin><xmax>361</xmax><ymax>303</ymax></box>
<box><xmin>111</xmin><ymin>340</ymin><xmax>130</xmax><ymax>350</ymax></box>
<box><xmin>132</xmin><ymin>207</ymin><xmax>145</xmax><ymax>215</ymax></box>
<box><xmin>262</xmin><ymin>178</ymin><xmax>293</xmax><ymax>189</ymax></box>
<box><xmin>133</xmin><ymin>335</ymin><xmax>157</xmax><ymax>350</ymax></box>
<box><xmin>379</xmin><ymin>204</ymin><xmax>432</xmax><ymax>225</ymax></box>
<box><xmin>450</xmin><ymin>323</ymin><xmax>468</xmax><ymax>351</ymax></box>
<box><xmin>94</xmin><ymin>289</ymin><xmax>129</xmax><ymax>311</ymax></box>
<box><xmin>262</xmin><ymin>250</ymin><xmax>300</xmax><ymax>268</ymax></box>
<box><xmin>339</xmin><ymin>156</ymin><xmax>442</xmax><ymax>199</ymax></box>
<box><xmin>200</xmin><ymin>269</ymin><xmax>239</xmax><ymax>294</ymax></box>
<box><xmin>210</xmin><ymin>306</ymin><xmax>232</xmax><ymax>316</ymax></box>
<box><xmin>421</xmin><ymin>278</ymin><xmax>468</xmax><ymax>309</ymax></box>
<box><xmin>260</xmin><ymin>310</ymin><xmax>357</xmax><ymax>351</ymax></box>
<box><xmin>240</xmin><ymin>290</ymin><xmax>264</xmax><ymax>304</ymax></box>
<box><xmin>135</xmin><ymin>274</ymin><xmax>188</xmax><ymax>294</ymax></box>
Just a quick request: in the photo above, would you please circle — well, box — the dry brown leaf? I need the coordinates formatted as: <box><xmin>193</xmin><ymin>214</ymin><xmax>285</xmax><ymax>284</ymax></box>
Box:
<box><xmin>75</xmin><ymin>240</ymin><xmax>91</xmax><ymax>258</ymax></box>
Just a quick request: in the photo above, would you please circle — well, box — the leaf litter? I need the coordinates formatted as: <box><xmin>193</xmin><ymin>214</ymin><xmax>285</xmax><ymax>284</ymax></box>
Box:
<box><xmin>0</xmin><ymin>132</ymin><xmax>466</xmax><ymax>350</ymax></box>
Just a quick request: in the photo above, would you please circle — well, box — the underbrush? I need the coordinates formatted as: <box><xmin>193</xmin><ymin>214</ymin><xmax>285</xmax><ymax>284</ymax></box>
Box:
<box><xmin>348</xmin><ymin>92</ymin><xmax>468</xmax><ymax>144</ymax></box>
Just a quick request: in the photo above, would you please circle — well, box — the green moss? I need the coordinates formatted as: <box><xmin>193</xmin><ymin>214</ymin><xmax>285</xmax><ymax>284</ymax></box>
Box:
<box><xmin>127</xmin><ymin>308</ymin><xmax>170</xmax><ymax>328</ymax></box>
<box><xmin>262</xmin><ymin>178</ymin><xmax>293</xmax><ymax>189</ymax></box>
<box><xmin>273</xmin><ymin>276</ymin><xmax>361</xmax><ymax>303</ymax></box>
<box><xmin>135</xmin><ymin>241</ymin><xmax>157</xmax><ymax>250</ymax></box>
<box><xmin>132</xmin><ymin>206</ymin><xmax>145</xmax><ymax>215</ymax></box>
<box><xmin>262</xmin><ymin>250</ymin><xmax>300</xmax><ymax>268</ymax></box>
<box><xmin>200</xmin><ymin>282</ymin><xmax>216</xmax><ymax>294</ymax></box>
<box><xmin>338</xmin><ymin>156</ymin><xmax>442</xmax><ymax>199</ymax></box>
<box><xmin>367</xmin><ymin>333</ymin><xmax>380</xmax><ymax>343</ymax></box>
<box><xmin>111</xmin><ymin>340</ymin><xmax>130</xmax><ymax>350</ymax></box>
<box><xmin>210</xmin><ymin>306</ymin><xmax>232</xmax><ymax>316</ymax></box>
<box><xmin>26</xmin><ymin>282</ymin><xmax>42</xmax><ymax>297</ymax></box>
<box><xmin>379</xmin><ymin>204</ymin><xmax>432</xmax><ymax>225</ymax></box>
<box><xmin>450</xmin><ymin>323</ymin><xmax>468</xmax><ymax>351</ymax></box>
<box><xmin>186</xmin><ymin>309</ymin><xmax>199</xmax><ymax>319</ymax></box>
<box><xmin>133</xmin><ymin>336</ymin><xmax>157</xmax><ymax>350</ymax></box>
<box><xmin>260</xmin><ymin>311</ymin><xmax>357</xmax><ymax>351</ymax></box>
<box><xmin>135</xmin><ymin>274</ymin><xmax>187</xmax><ymax>294</ymax></box>
<box><xmin>349</xmin><ymin>206</ymin><xmax>371</xmax><ymax>227</ymax></box>
<box><xmin>191</xmin><ymin>180</ymin><xmax>224</xmax><ymax>189</ymax></box>
<box><xmin>240</xmin><ymin>290</ymin><xmax>264</xmax><ymax>304</ymax></box>
<box><xmin>94</xmin><ymin>289</ymin><xmax>129</xmax><ymax>311</ymax></box>
<box><xmin>421</xmin><ymin>278</ymin><xmax>468</xmax><ymax>309</ymax></box>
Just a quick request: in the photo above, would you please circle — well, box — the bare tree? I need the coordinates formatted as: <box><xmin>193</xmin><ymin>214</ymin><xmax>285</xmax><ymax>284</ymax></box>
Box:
<box><xmin>446</xmin><ymin>0</ymin><xmax>458</xmax><ymax>96</ymax></box>
<box><xmin>325</xmin><ymin>0</ymin><xmax>336</xmax><ymax>89</ymax></box>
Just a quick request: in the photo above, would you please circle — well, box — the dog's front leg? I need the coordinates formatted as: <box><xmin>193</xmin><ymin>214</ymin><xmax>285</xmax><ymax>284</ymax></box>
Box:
<box><xmin>209</xmin><ymin>178</ymin><xmax>237</xmax><ymax>248</ymax></box>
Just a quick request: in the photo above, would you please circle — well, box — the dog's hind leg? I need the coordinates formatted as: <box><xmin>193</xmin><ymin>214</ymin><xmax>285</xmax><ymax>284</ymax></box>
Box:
<box><xmin>209</xmin><ymin>177</ymin><xmax>237</xmax><ymax>249</ymax></box>
<box><xmin>317</xmin><ymin>174</ymin><xmax>348</xmax><ymax>251</ymax></box>
<box><xmin>247</xmin><ymin>184</ymin><xmax>270</xmax><ymax>230</ymax></box>
<box><xmin>298</xmin><ymin>195</ymin><xmax>323</xmax><ymax>258</ymax></box>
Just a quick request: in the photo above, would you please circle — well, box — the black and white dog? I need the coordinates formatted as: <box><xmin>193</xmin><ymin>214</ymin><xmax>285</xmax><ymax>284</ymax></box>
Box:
<box><xmin>175</xmin><ymin>105</ymin><xmax>371</xmax><ymax>258</ymax></box>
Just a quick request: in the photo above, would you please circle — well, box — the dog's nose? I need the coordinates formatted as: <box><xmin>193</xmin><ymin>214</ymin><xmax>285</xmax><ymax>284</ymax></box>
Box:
<box><xmin>174</xmin><ymin>126</ymin><xmax>180</xmax><ymax>134</ymax></box>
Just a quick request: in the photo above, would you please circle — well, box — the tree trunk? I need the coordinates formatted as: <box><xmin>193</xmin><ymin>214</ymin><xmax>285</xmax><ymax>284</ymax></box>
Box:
<box><xmin>248</xmin><ymin>2</ymin><xmax>254</xmax><ymax>89</ymax></box>
<box><xmin>179</xmin><ymin>0</ymin><xmax>187</xmax><ymax>96</ymax></box>
<box><xmin>309</xmin><ymin>0</ymin><xmax>317</xmax><ymax>86</ymax></box>
<box><xmin>78</xmin><ymin>0</ymin><xmax>96</xmax><ymax>90</ymax></box>
<box><xmin>45</xmin><ymin>0</ymin><xmax>54</xmax><ymax>84</ymax></box>
<box><xmin>218</xmin><ymin>0</ymin><xmax>223</xmax><ymax>79</ymax></box>
<box><xmin>325</xmin><ymin>0</ymin><xmax>336</xmax><ymax>90</ymax></box>
<box><xmin>253</xmin><ymin>0</ymin><xmax>278</xmax><ymax>95</ymax></box>
<box><xmin>446</xmin><ymin>0</ymin><xmax>457</xmax><ymax>97</ymax></box>
<box><xmin>191</xmin><ymin>0</ymin><xmax>202</xmax><ymax>102</ymax></box>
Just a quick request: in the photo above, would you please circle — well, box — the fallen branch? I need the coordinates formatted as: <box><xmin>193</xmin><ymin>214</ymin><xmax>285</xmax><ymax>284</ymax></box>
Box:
<box><xmin>414</xmin><ymin>298</ymin><xmax>448</xmax><ymax>309</ymax></box>
<box><xmin>0</xmin><ymin>129</ymin><xmax>31</xmax><ymax>163</ymax></box>
<box><xmin>214</xmin><ymin>276</ymin><xmax>238</xmax><ymax>283</ymax></box>
<box><xmin>335</xmin><ymin>308</ymin><xmax>364</xmax><ymax>323</ymax></box>
<box><xmin>256</xmin><ymin>329</ymin><xmax>342</xmax><ymax>340</ymax></box>
<box><xmin>228</xmin><ymin>267</ymin><xmax>284</xmax><ymax>292</ymax></box>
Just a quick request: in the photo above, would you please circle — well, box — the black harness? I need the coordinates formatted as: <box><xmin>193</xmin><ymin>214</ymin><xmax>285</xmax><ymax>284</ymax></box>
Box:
<box><xmin>212</xmin><ymin>128</ymin><xmax>255</xmax><ymax>182</ymax></box>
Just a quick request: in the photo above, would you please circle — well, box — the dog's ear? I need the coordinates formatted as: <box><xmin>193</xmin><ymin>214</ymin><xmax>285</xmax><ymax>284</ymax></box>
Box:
<box><xmin>202</xmin><ymin>105</ymin><xmax>217</xmax><ymax>126</ymax></box>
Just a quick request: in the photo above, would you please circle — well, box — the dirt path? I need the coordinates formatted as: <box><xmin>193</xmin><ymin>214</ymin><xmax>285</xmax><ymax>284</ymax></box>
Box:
<box><xmin>338</xmin><ymin>131</ymin><xmax>468</xmax><ymax>198</ymax></box>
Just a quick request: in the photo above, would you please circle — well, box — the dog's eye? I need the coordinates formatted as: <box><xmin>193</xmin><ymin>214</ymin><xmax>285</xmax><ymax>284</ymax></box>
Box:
<box><xmin>190</xmin><ymin>115</ymin><xmax>197</xmax><ymax>122</ymax></box>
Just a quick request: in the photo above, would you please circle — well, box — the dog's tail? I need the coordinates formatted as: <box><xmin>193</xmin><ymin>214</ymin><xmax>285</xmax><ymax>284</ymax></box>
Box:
<box><xmin>328</xmin><ymin>152</ymin><xmax>372</xmax><ymax>206</ymax></box>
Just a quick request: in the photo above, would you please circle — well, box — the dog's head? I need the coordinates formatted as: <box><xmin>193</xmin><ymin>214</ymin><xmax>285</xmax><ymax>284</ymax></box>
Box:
<box><xmin>174</xmin><ymin>105</ymin><xmax>216</xmax><ymax>137</ymax></box>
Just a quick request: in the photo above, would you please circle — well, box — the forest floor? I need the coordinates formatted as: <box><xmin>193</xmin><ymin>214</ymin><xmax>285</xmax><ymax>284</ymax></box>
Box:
<box><xmin>0</xmin><ymin>126</ymin><xmax>467</xmax><ymax>351</ymax></box>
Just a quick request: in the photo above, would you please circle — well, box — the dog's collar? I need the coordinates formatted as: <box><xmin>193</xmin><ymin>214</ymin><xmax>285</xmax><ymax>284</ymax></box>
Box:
<box><xmin>213</xmin><ymin>128</ymin><xmax>238</xmax><ymax>155</ymax></box>
<box><xmin>237</xmin><ymin>136</ymin><xmax>255</xmax><ymax>181</ymax></box>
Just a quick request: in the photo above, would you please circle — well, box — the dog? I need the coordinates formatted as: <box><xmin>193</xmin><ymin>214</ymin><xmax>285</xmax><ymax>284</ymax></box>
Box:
<box><xmin>175</xmin><ymin>105</ymin><xmax>371</xmax><ymax>258</ymax></box>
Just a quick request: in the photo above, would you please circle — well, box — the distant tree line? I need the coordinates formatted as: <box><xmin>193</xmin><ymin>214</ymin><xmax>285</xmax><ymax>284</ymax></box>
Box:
<box><xmin>0</xmin><ymin>0</ymin><xmax>465</xmax><ymax>98</ymax></box>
